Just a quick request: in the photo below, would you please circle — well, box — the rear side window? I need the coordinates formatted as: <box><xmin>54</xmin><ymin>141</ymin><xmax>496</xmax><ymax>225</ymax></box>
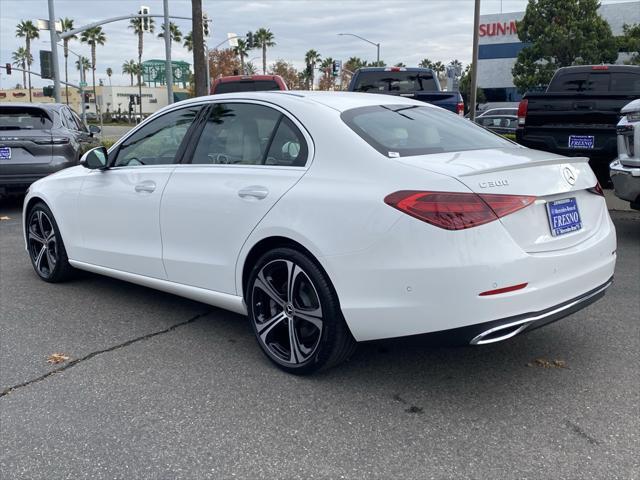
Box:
<box><xmin>0</xmin><ymin>107</ymin><xmax>52</xmax><ymax>130</ymax></box>
<box><xmin>214</xmin><ymin>80</ymin><xmax>280</xmax><ymax>94</ymax></box>
<box><xmin>353</xmin><ymin>71</ymin><xmax>438</xmax><ymax>93</ymax></box>
<box><xmin>549</xmin><ymin>71</ymin><xmax>640</xmax><ymax>93</ymax></box>
<box><xmin>342</xmin><ymin>105</ymin><xmax>512</xmax><ymax>157</ymax></box>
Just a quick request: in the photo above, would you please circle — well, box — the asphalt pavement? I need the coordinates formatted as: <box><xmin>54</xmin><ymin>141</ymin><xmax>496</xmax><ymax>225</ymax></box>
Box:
<box><xmin>0</xmin><ymin>197</ymin><xmax>638</xmax><ymax>480</ymax></box>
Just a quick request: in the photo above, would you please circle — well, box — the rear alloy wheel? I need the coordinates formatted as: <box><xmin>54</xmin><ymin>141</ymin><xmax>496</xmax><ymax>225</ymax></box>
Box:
<box><xmin>27</xmin><ymin>203</ymin><xmax>74</xmax><ymax>282</ymax></box>
<box><xmin>248</xmin><ymin>248</ymin><xmax>356</xmax><ymax>374</ymax></box>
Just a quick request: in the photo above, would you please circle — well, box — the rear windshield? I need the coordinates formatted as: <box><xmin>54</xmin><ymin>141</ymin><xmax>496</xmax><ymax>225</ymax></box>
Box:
<box><xmin>341</xmin><ymin>105</ymin><xmax>513</xmax><ymax>157</ymax></box>
<box><xmin>214</xmin><ymin>80</ymin><xmax>280</xmax><ymax>94</ymax></box>
<box><xmin>353</xmin><ymin>71</ymin><xmax>438</xmax><ymax>93</ymax></box>
<box><xmin>548</xmin><ymin>71</ymin><xmax>640</xmax><ymax>93</ymax></box>
<box><xmin>0</xmin><ymin>107</ymin><xmax>53</xmax><ymax>130</ymax></box>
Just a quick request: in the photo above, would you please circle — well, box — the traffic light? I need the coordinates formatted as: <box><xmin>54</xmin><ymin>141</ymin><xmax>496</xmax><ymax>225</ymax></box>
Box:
<box><xmin>202</xmin><ymin>13</ymin><xmax>209</xmax><ymax>37</ymax></box>
<box><xmin>43</xmin><ymin>85</ymin><xmax>54</xmax><ymax>97</ymax></box>
<box><xmin>140</xmin><ymin>6</ymin><xmax>150</xmax><ymax>32</ymax></box>
<box><xmin>332</xmin><ymin>60</ymin><xmax>342</xmax><ymax>77</ymax></box>
<box><xmin>5</xmin><ymin>63</ymin><xmax>11</xmax><ymax>75</ymax></box>
<box><xmin>246</xmin><ymin>31</ymin><xmax>254</xmax><ymax>49</ymax></box>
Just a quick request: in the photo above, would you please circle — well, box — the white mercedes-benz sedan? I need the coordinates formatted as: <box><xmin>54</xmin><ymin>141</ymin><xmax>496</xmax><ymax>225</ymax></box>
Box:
<box><xmin>22</xmin><ymin>92</ymin><xmax>616</xmax><ymax>374</ymax></box>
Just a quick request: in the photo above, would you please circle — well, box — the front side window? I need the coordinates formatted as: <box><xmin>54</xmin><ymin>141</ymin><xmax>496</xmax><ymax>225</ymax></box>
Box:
<box><xmin>342</xmin><ymin>105</ymin><xmax>513</xmax><ymax>157</ymax></box>
<box><xmin>191</xmin><ymin>103</ymin><xmax>307</xmax><ymax>166</ymax></box>
<box><xmin>113</xmin><ymin>106</ymin><xmax>200</xmax><ymax>167</ymax></box>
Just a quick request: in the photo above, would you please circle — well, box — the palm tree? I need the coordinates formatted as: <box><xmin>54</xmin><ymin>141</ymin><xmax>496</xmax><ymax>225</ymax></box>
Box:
<box><xmin>158</xmin><ymin>22</ymin><xmax>182</xmax><ymax>43</ymax></box>
<box><xmin>75</xmin><ymin>56</ymin><xmax>90</xmax><ymax>80</ymax></box>
<box><xmin>16</xmin><ymin>20</ymin><xmax>39</xmax><ymax>102</ymax></box>
<box><xmin>183</xmin><ymin>31</ymin><xmax>193</xmax><ymax>52</ymax></box>
<box><xmin>233</xmin><ymin>39</ymin><xmax>249</xmax><ymax>74</ymax></box>
<box><xmin>122</xmin><ymin>60</ymin><xmax>138</xmax><ymax>86</ymax></box>
<box><xmin>129</xmin><ymin>17</ymin><xmax>155</xmax><ymax>116</ymax></box>
<box><xmin>244</xmin><ymin>62</ymin><xmax>257</xmax><ymax>75</ymax></box>
<box><xmin>80</xmin><ymin>27</ymin><xmax>106</xmax><ymax>118</ymax></box>
<box><xmin>253</xmin><ymin>28</ymin><xmax>275</xmax><ymax>74</ymax></box>
<box><xmin>304</xmin><ymin>49</ymin><xmax>321</xmax><ymax>90</ymax></box>
<box><xmin>419</xmin><ymin>58</ymin><xmax>434</xmax><ymax>69</ymax></box>
<box><xmin>106</xmin><ymin>67</ymin><xmax>113</xmax><ymax>86</ymax></box>
<box><xmin>11</xmin><ymin>47</ymin><xmax>31</xmax><ymax>90</ymax></box>
<box><xmin>59</xmin><ymin>18</ymin><xmax>77</xmax><ymax>105</ymax></box>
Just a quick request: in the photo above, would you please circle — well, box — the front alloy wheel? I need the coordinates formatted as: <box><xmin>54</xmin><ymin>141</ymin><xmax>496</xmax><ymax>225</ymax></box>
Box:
<box><xmin>248</xmin><ymin>248</ymin><xmax>356</xmax><ymax>374</ymax></box>
<box><xmin>27</xmin><ymin>203</ymin><xmax>74</xmax><ymax>282</ymax></box>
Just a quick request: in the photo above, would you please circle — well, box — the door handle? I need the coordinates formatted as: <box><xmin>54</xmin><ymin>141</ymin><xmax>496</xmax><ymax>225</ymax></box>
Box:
<box><xmin>135</xmin><ymin>181</ymin><xmax>156</xmax><ymax>193</ymax></box>
<box><xmin>238</xmin><ymin>186</ymin><xmax>269</xmax><ymax>200</ymax></box>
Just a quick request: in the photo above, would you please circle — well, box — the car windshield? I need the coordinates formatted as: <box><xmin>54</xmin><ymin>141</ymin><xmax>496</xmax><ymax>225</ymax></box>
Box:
<box><xmin>0</xmin><ymin>106</ymin><xmax>53</xmax><ymax>130</ymax></box>
<box><xmin>341</xmin><ymin>105</ymin><xmax>513</xmax><ymax>157</ymax></box>
<box><xmin>353</xmin><ymin>71</ymin><xmax>438</xmax><ymax>93</ymax></box>
<box><xmin>214</xmin><ymin>80</ymin><xmax>280</xmax><ymax>94</ymax></box>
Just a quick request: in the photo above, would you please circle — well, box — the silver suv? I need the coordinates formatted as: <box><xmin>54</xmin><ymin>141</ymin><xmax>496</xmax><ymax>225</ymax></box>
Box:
<box><xmin>0</xmin><ymin>103</ymin><xmax>100</xmax><ymax>196</ymax></box>
<box><xmin>610</xmin><ymin>99</ymin><xmax>640</xmax><ymax>210</ymax></box>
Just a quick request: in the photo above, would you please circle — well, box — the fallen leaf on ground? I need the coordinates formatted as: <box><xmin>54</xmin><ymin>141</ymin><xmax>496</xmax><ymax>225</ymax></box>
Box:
<box><xmin>526</xmin><ymin>358</ymin><xmax>567</xmax><ymax>368</ymax></box>
<box><xmin>47</xmin><ymin>353</ymin><xmax>70</xmax><ymax>364</ymax></box>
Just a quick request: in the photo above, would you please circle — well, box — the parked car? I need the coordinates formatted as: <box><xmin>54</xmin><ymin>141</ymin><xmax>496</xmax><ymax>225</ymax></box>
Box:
<box><xmin>610</xmin><ymin>99</ymin><xmax>640</xmax><ymax>210</ymax></box>
<box><xmin>23</xmin><ymin>92</ymin><xmax>615</xmax><ymax>374</ymax></box>
<box><xmin>475</xmin><ymin>115</ymin><xmax>518</xmax><ymax>135</ymax></box>
<box><xmin>516</xmin><ymin>65</ymin><xmax>640</xmax><ymax>182</ymax></box>
<box><xmin>348</xmin><ymin>67</ymin><xmax>464</xmax><ymax>115</ymax></box>
<box><xmin>0</xmin><ymin>103</ymin><xmax>100</xmax><ymax>196</ymax></box>
<box><xmin>211</xmin><ymin>75</ymin><xmax>288</xmax><ymax>94</ymax></box>
<box><xmin>478</xmin><ymin>107</ymin><xmax>518</xmax><ymax>117</ymax></box>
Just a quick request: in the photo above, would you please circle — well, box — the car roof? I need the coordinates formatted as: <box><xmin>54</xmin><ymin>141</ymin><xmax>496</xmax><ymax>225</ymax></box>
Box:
<box><xmin>356</xmin><ymin>67</ymin><xmax>434</xmax><ymax>72</ymax></box>
<box><xmin>0</xmin><ymin>102</ymin><xmax>65</xmax><ymax>111</ymax></box>
<box><xmin>168</xmin><ymin>91</ymin><xmax>426</xmax><ymax>114</ymax></box>
<box><xmin>215</xmin><ymin>75</ymin><xmax>282</xmax><ymax>83</ymax></box>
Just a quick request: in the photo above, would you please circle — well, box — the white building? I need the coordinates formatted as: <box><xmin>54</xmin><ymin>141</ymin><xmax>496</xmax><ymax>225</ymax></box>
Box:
<box><xmin>477</xmin><ymin>1</ymin><xmax>640</xmax><ymax>102</ymax></box>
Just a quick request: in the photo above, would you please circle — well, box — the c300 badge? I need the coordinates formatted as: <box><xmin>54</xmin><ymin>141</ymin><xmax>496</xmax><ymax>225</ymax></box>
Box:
<box><xmin>479</xmin><ymin>179</ymin><xmax>509</xmax><ymax>188</ymax></box>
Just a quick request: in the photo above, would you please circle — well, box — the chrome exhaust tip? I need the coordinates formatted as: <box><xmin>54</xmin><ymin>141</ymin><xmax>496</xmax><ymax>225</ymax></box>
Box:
<box><xmin>470</xmin><ymin>319</ymin><xmax>534</xmax><ymax>345</ymax></box>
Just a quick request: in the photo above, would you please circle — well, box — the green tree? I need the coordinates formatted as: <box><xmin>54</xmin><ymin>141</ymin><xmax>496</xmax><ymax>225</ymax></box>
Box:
<box><xmin>106</xmin><ymin>67</ymin><xmax>113</xmax><ymax>86</ymax></box>
<box><xmin>341</xmin><ymin>56</ymin><xmax>367</xmax><ymax>89</ymax></box>
<box><xmin>157</xmin><ymin>22</ymin><xmax>182</xmax><ymax>43</ymax></box>
<box><xmin>15</xmin><ymin>20</ymin><xmax>39</xmax><ymax>102</ymax></box>
<box><xmin>418</xmin><ymin>58</ymin><xmax>434</xmax><ymax>69</ymax></box>
<box><xmin>459</xmin><ymin>64</ymin><xmax>486</xmax><ymax>114</ymax></box>
<box><xmin>75</xmin><ymin>56</ymin><xmax>90</xmax><ymax>80</ymax></box>
<box><xmin>233</xmin><ymin>39</ymin><xmax>250</xmax><ymax>74</ymax></box>
<box><xmin>254</xmin><ymin>28</ymin><xmax>276</xmax><ymax>74</ymax></box>
<box><xmin>59</xmin><ymin>18</ymin><xmax>77</xmax><ymax>105</ymax></box>
<box><xmin>319</xmin><ymin>57</ymin><xmax>335</xmax><ymax>90</ymax></box>
<box><xmin>183</xmin><ymin>31</ymin><xmax>193</xmax><ymax>52</ymax></box>
<box><xmin>620</xmin><ymin>23</ymin><xmax>640</xmax><ymax>65</ymax></box>
<box><xmin>80</xmin><ymin>26</ymin><xmax>107</xmax><ymax>118</ymax></box>
<box><xmin>269</xmin><ymin>60</ymin><xmax>300</xmax><ymax>89</ymax></box>
<box><xmin>367</xmin><ymin>60</ymin><xmax>386</xmax><ymax>67</ymax></box>
<box><xmin>11</xmin><ymin>47</ymin><xmax>31</xmax><ymax>90</ymax></box>
<box><xmin>394</xmin><ymin>62</ymin><xmax>406</xmax><ymax>67</ymax></box>
<box><xmin>512</xmin><ymin>0</ymin><xmax>618</xmax><ymax>93</ymax></box>
<box><xmin>304</xmin><ymin>49</ymin><xmax>322</xmax><ymax>90</ymax></box>
<box><xmin>122</xmin><ymin>59</ymin><xmax>138</xmax><ymax>86</ymax></box>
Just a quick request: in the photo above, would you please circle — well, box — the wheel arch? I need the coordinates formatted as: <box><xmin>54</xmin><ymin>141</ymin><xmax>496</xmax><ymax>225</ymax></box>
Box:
<box><xmin>240</xmin><ymin>235</ymin><xmax>336</xmax><ymax>303</ymax></box>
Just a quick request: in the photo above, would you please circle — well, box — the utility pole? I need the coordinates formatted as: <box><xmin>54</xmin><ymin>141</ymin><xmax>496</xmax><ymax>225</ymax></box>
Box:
<box><xmin>469</xmin><ymin>0</ymin><xmax>481</xmax><ymax>121</ymax></box>
<box><xmin>163</xmin><ymin>0</ymin><xmax>173</xmax><ymax>104</ymax></box>
<box><xmin>191</xmin><ymin>0</ymin><xmax>207</xmax><ymax>96</ymax></box>
<box><xmin>47</xmin><ymin>0</ymin><xmax>61</xmax><ymax>102</ymax></box>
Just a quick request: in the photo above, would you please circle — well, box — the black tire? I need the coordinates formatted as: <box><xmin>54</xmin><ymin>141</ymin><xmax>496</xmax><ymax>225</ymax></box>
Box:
<box><xmin>247</xmin><ymin>247</ymin><xmax>356</xmax><ymax>375</ymax></box>
<box><xmin>26</xmin><ymin>202</ymin><xmax>75</xmax><ymax>283</ymax></box>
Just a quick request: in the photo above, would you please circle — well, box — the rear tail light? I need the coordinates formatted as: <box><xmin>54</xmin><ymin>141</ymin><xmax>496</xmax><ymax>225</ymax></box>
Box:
<box><xmin>591</xmin><ymin>65</ymin><xmax>609</xmax><ymax>70</ymax></box>
<box><xmin>587</xmin><ymin>182</ymin><xmax>604</xmax><ymax>196</ymax></box>
<box><xmin>517</xmin><ymin>99</ymin><xmax>528</xmax><ymax>126</ymax></box>
<box><xmin>456</xmin><ymin>102</ymin><xmax>465</xmax><ymax>116</ymax></box>
<box><xmin>479</xmin><ymin>282</ymin><xmax>528</xmax><ymax>296</ymax></box>
<box><xmin>33</xmin><ymin>137</ymin><xmax>70</xmax><ymax>145</ymax></box>
<box><xmin>384</xmin><ymin>191</ymin><xmax>536</xmax><ymax>230</ymax></box>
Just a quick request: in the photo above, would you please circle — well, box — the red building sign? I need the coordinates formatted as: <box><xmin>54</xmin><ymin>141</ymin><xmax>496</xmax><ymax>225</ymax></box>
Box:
<box><xmin>479</xmin><ymin>21</ymin><xmax>518</xmax><ymax>37</ymax></box>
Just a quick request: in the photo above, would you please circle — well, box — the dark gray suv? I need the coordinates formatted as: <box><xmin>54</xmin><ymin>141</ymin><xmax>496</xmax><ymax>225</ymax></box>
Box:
<box><xmin>0</xmin><ymin>103</ymin><xmax>100</xmax><ymax>195</ymax></box>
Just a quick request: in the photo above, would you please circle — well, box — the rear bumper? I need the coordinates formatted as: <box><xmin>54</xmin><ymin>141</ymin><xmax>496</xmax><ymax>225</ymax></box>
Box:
<box><xmin>610</xmin><ymin>159</ymin><xmax>640</xmax><ymax>208</ymax></box>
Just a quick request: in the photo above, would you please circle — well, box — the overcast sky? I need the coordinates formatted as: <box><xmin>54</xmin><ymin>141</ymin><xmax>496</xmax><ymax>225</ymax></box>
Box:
<box><xmin>0</xmin><ymin>0</ymin><xmax>636</xmax><ymax>88</ymax></box>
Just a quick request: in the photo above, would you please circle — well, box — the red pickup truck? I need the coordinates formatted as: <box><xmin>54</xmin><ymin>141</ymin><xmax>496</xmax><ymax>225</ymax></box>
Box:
<box><xmin>210</xmin><ymin>75</ymin><xmax>288</xmax><ymax>94</ymax></box>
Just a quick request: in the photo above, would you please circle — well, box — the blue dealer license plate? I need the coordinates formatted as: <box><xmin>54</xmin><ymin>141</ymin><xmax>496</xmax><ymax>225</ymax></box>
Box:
<box><xmin>568</xmin><ymin>135</ymin><xmax>594</xmax><ymax>149</ymax></box>
<box><xmin>547</xmin><ymin>198</ymin><xmax>582</xmax><ymax>236</ymax></box>
<box><xmin>0</xmin><ymin>147</ymin><xmax>11</xmax><ymax>160</ymax></box>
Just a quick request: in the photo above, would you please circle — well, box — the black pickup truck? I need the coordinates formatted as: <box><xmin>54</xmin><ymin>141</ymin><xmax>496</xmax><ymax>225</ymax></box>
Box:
<box><xmin>516</xmin><ymin>65</ymin><xmax>640</xmax><ymax>181</ymax></box>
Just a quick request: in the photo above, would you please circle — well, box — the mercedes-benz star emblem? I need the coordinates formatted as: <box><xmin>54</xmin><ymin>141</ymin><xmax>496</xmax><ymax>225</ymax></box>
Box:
<box><xmin>563</xmin><ymin>166</ymin><xmax>576</xmax><ymax>185</ymax></box>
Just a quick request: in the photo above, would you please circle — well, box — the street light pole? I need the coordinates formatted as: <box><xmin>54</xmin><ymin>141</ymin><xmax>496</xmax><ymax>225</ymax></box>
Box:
<box><xmin>163</xmin><ymin>0</ymin><xmax>173</xmax><ymax>104</ymax></box>
<box><xmin>337</xmin><ymin>33</ymin><xmax>380</xmax><ymax>64</ymax></box>
<box><xmin>469</xmin><ymin>0</ymin><xmax>481</xmax><ymax>121</ymax></box>
<box><xmin>47</xmin><ymin>0</ymin><xmax>61</xmax><ymax>102</ymax></box>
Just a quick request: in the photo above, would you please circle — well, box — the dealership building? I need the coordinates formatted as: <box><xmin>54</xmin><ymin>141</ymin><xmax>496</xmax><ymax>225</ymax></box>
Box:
<box><xmin>477</xmin><ymin>1</ymin><xmax>640</xmax><ymax>102</ymax></box>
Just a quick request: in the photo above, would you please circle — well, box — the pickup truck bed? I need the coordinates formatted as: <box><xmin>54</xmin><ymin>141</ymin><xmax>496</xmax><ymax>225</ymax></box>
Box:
<box><xmin>516</xmin><ymin>65</ymin><xmax>640</xmax><ymax>182</ymax></box>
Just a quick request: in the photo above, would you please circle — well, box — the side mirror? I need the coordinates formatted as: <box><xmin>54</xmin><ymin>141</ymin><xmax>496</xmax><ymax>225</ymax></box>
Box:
<box><xmin>80</xmin><ymin>146</ymin><xmax>108</xmax><ymax>170</ymax></box>
<box><xmin>88</xmin><ymin>124</ymin><xmax>101</xmax><ymax>136</ymax></box>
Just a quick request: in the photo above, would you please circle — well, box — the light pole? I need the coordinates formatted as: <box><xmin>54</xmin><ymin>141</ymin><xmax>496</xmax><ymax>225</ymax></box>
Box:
<box><xmin>469</xmin><ymin>0</ymin><xmax>481</xmax><ymax>121</ymax></box>
<box><xmin>163</xmin><ymin>0</ymin><xmax>173</xmax><ymax>104</ymax></box>
<box><xmin>337</xmin><ymin>33</ymin><xmax>380</xmax><ymax>64</ymax></box>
